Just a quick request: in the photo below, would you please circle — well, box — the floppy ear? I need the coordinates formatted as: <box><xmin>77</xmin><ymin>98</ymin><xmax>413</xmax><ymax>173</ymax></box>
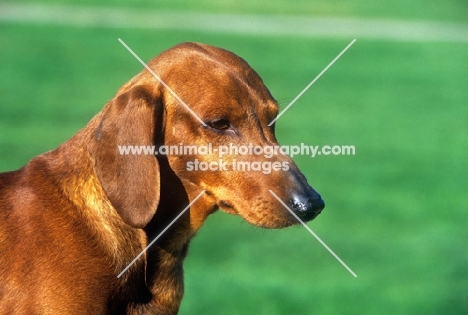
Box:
<box><xmin>89</xmin><ymin>84</ymin><xmax>162</xmax><ymax>228</ymax></box>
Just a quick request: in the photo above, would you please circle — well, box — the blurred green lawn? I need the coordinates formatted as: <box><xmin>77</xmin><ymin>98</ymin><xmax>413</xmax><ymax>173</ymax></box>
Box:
<box><xmin>1</xmin><ymin>1</ymin><xmax>467</xmax><ymax>314</ymax></box>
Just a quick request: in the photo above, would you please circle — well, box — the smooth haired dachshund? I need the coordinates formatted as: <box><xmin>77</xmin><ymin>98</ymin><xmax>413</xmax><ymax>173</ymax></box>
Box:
<box><xmin>0</xmin><ymin>42</ymin><xmax>324</xmax><ymax>314</ymax></box>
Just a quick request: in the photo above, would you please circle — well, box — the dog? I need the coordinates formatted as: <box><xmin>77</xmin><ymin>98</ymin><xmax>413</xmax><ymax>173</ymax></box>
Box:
<box><xmin>0</xmin><ymin>42</ymin><xmax>324</xmax><ymax>314</ymax></box>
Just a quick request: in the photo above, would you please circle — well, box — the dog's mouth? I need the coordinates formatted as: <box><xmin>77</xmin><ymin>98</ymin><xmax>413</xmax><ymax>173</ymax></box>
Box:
<box><xmin>200</xmin><ymin>189</ymin><xmax>235</xmax><ymax>214</ymax></box>
<box><xmin>214</xmin><ymin>193</ymin><xmax>324</xmax><ymax>229</ymax></box>
<box><xmin>218</xmin><ymin>200</ymin><xmax>237</xmax><ymax>215</ymax></box>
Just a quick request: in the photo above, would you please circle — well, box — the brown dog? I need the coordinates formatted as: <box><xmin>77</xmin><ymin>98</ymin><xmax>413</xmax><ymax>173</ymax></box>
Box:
<box><xmin>0</xmin><ymin>42</ymin><xmax>324</xmax><ymax>314</ymax></box>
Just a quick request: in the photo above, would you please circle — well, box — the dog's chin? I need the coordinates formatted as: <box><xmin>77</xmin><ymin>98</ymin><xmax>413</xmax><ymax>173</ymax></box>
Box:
<box><xmin>217</xmin><ymin>200</ymin><xmax>299</xmax><ymax>229</ymax></box>
<box><xmin>244</xmin><ymin>215</ymin><xmax>299</xmax><ymax>229</ymax></box>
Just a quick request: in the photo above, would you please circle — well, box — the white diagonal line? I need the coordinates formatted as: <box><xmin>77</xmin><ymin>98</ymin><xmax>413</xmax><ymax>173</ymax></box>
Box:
<box><xmin>268</xmin><ymin>39</ymin><xmax>356</xmax><ymax>126</ymax></box>
<box><xmin>117</xmin><ymin>190</ymin><xmax>206</xmax><ymax>278</ymax></box>
<box><xmin>118</xmin><ymin>38</ymin><xmax>206</xmax><ymax>126</ymax></box>
<box><xmin>269</xmin><ymin>190</ymin><xmax>357</xmax><ymax>277</ymax></box>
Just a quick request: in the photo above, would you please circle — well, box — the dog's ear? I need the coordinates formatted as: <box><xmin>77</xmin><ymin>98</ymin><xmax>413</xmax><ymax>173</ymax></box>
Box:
<box><xmin>89</xmin><ymin>84</ymin><xmax>163</xmax><ymax>228</ymax></box>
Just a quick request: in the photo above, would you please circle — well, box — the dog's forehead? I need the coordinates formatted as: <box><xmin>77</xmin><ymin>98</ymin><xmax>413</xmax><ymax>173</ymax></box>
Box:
<box><xmin>151</xmin><ymin>43</ymin><xmax>265</xmax><ymax>89</ymax></box>
<box><xmin>165</xmin><ymin>42</ymin><xmax>251</xmax><ymax>71</ymax></box>
<box><xmin>147</xmin><ymin>43</ymin><xmax>279</xmax><ymax>121</ymax></box>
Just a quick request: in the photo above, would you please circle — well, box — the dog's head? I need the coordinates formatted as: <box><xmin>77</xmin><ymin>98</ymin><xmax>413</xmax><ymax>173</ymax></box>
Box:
<box><xmin>89</xmin><ymin>42</ymin><xmax>324</xmax><ymax>230</ymax></box>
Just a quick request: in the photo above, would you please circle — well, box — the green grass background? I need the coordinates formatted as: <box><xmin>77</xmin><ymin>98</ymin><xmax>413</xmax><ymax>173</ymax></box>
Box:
<box><xmin>1</xmin><ymin>1</ymin><xmax>467</xmax><ymax>314</ymax></box>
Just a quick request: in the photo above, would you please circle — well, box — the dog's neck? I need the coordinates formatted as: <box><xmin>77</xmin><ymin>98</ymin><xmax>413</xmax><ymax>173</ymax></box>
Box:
<box><xmin>137</xmin><ymin>155</ymin><xmax>195</xmax><ymax>314</ymax></box>
<box><xmin>139</xmin><ymin>153</ymin><xmax>223</xmax><ymax>314</ymax></box>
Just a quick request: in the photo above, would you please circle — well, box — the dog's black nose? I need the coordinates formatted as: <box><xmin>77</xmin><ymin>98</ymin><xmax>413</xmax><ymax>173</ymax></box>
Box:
<box><xmin>289</xmin><ymin>193</ymin><xmax>325</xmax><ymax>222</ymax></box>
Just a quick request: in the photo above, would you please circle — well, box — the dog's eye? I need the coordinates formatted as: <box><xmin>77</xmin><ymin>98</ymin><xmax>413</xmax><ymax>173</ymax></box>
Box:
<box><xmin>207</xmin><ymin>119</ymin><xmax>231</xmax><ymax>131</ymax></box>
